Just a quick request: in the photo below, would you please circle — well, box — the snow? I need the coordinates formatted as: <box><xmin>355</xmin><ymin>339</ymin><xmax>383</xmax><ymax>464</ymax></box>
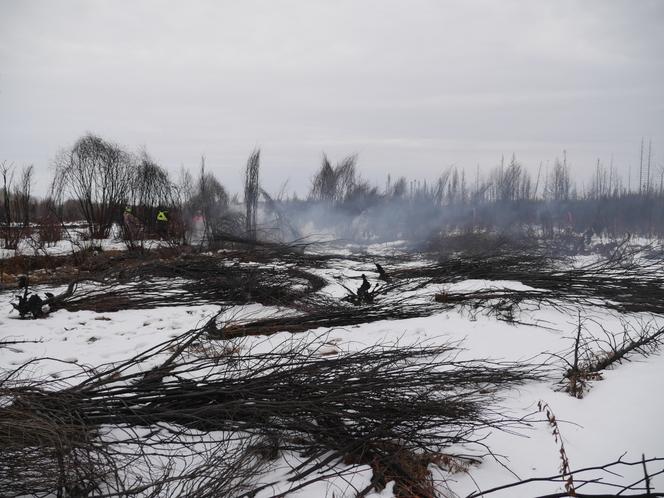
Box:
<box><xmin>0</xmin><ymin>225</ymin><xmax>170</xmax><ymax>260</ymax></box>
<box><xmin>1</xmin><ymin>247</ymin><xmax>663</xmax><ymax>497</ymax></box>
<box><xmin>445</xmin><ymin>279</ymin><xmax>544</xmax><ymax>293</ymax></box>
<box><xmin>448</xmin><ymin>355</ymin><xmax>664</xmax><ymax>497</ymax></box>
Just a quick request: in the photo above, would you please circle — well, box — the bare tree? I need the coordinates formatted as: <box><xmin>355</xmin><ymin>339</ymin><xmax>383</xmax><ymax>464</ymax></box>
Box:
<box><xmin>646</xmin><ymin>138</ymin><xmax>653</xmax><ymax>196</ymax></box>
<box><xmin>390</xmin><ymin>176</ymin><xmax>408</xmax><ymax>199</ymax></box>
<box><xmin>334</xmin><ymin>155</ymin><xmax>357</xmax><ymax>200</ymax></box>
<box><xmin>176</xmin><ymin>166</ymin><xmax>194</xmax><ymax>207</ymax></box>
<box><xmin>0</xmin><ymin>163</ymin><xmax>33</xmax><ymax>249</ymax></box>
<box><xmin>546</xmin><ymin>157</ymin><xmax>571</xmax><ymax>201</ymax></box>
<box><xmin>309</xmin><ymin>154</ymin><xmax>337</xmax><ymax>201</ymax></box>
<box><xmin>244</xmin><ymin>149</ymin><xmax>260</xmax><ymax>241</ymax></box>
<box><xmin>189</xmin><ymin>157</ymin><xmax>229</xmax><ymax>242</ymax></box>
<box><xmin>51</xmin><ymin>134</ymin><xmax>133</xmax><ymax>239</ymax></box>
<box><xmin>309</xmin><ymin>154</ymin><xmax>357</xmax><ymax>202</ymax></box>
<box><xmin>434</xmin><ymin>168</ymin><xmax>452</xmax><ymax>205</ymax></box>
<box><xmin>486</xmin><ymin>154</ymin><xmax>532</xmax><ymax>202</ymax></box>
<box><xmin>130</xmin><ymin>153</ymin><xmax>174</xmax><ymax>212</ymax></box>
<box><xmin>172</xmin><ymin>165</ymin><xmax>195</xmax><ymax>244</ymax></box>
<box><xmin>1</xmin><ymin>161</ymin><xmax>15</xmax><ymax>249</ymax></box>
<box><xmin>12</xmin><ymin>165</ymin><xmax>33</xmax><ymax>228</ymax></box>
<box><xmin>639</xmin><ymin>137</ymin><xmax>644</xmax><ymax>195</ymax></box>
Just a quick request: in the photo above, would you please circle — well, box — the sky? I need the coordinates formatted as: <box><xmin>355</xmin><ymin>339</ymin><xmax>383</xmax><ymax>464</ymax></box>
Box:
<box><xmin>1</xmin><ymin>0</ymin><xmax>662</xmax><ymax>196</ymax></box>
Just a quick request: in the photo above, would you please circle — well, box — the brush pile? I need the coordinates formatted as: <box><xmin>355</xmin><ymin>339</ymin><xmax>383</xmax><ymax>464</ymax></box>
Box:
<box><xmin>217</xmin><ymin>290</ymin><xmax>439</xmax><ymax>338</ymax></box>
<box><xmin>0</xmin><ymin>318</ymin><xmax>545</xmax><ymax>497</ymax></box>
<box><xmin>404</xmin><ymin>243</ymin><xmax>664</xmax><ymax>316</ymax></box>
<box><xmin>43</xmin><ymin>254</ymin><xmax>327</xmax><ymax>313</ymax></box>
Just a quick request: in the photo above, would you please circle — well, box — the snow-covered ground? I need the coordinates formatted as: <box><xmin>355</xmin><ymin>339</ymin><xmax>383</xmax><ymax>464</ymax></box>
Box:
<box><xmin>1</xmin><ymin>246</ymin><xmax>663</xmax><ymax>497</ymax></box>
<box><xmin>0</xmin><ymin>225</ymin><xmax>171</xmax><ymax>260</ymax></box>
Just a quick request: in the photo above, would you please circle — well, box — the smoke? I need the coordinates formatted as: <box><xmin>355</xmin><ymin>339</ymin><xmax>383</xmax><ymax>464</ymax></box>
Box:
<box><xmin>251</xmin><ymin>153</ymin><xmax>664</xmax><ymax>245</ymax></box>
<box><xmin>257</xmin><ymin>191</ymin><xmax>664</xmax><ymax>246</ymax></box>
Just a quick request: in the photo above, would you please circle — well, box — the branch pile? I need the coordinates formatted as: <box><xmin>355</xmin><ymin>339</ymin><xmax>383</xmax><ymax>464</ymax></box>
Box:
<box><xmin>216</xmin><ymin>286</ymin><xmax>440</xmax><ymax>338</ymax></box>
<box><xmin>0</xmin><ymin>322</ymin><xmax>545</xmax><ymax>497</ymax></box>
<box><xmin>45</xmin><ymin>255</ymin><xmax>327</xmax><ymax>313</ymax></box>
<box><xmin>467</xmin><ymin>454</ymin><xmax>664</xmax><ymax>497</ymax></box>
<box><xmin>413</xmin><ymin>245</ymin><xmax>664</xmax><ymax>315</ymax></box>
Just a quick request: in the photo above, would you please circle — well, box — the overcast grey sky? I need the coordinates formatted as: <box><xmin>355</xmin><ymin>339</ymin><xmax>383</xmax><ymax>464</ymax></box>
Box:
<box><xmin>1</xmin><ymin>0</ymin><xmax>662</xmax><ymax>195</ymax></box>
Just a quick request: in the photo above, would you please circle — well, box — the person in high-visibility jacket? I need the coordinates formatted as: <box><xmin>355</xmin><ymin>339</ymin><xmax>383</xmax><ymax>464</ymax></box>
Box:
<box><xmin>156</xmin><ymin>209</ymin><xmax>168</xmax><ymax>237</ymax></box>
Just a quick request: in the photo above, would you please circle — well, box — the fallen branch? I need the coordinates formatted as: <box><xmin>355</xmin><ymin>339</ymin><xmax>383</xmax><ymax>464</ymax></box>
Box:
<box><xmin>466</xmin><ymin>455</ymin><xmax>664</xmax><ymax>497</ymax></box>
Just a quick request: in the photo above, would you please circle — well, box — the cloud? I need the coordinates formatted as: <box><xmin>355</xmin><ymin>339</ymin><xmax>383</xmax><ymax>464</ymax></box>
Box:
<box><xmin>0</xmin><ymin>0</ymin><xmax>662</xmax><ymax>195</ymax></box>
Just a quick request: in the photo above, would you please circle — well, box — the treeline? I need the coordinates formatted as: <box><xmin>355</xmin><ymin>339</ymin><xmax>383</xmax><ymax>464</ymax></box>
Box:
<box><xmin>1</xmin><ymin>134</ymin><xmax>258</xmax><ymax>250</ymax></box>
<box><xmin>305</xmin><ymin>151</ymin><xmax>656</xmax><ymax>206</ymax></box>
<box><xmin>1</xmin><ymin>133</ymin><xmax>663</xmax><ymax>249</ymax></box>
<box><xmin>281</xmin><ymin>151</ymin><xmax>664</xmax><ymax>242</ymax></box>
